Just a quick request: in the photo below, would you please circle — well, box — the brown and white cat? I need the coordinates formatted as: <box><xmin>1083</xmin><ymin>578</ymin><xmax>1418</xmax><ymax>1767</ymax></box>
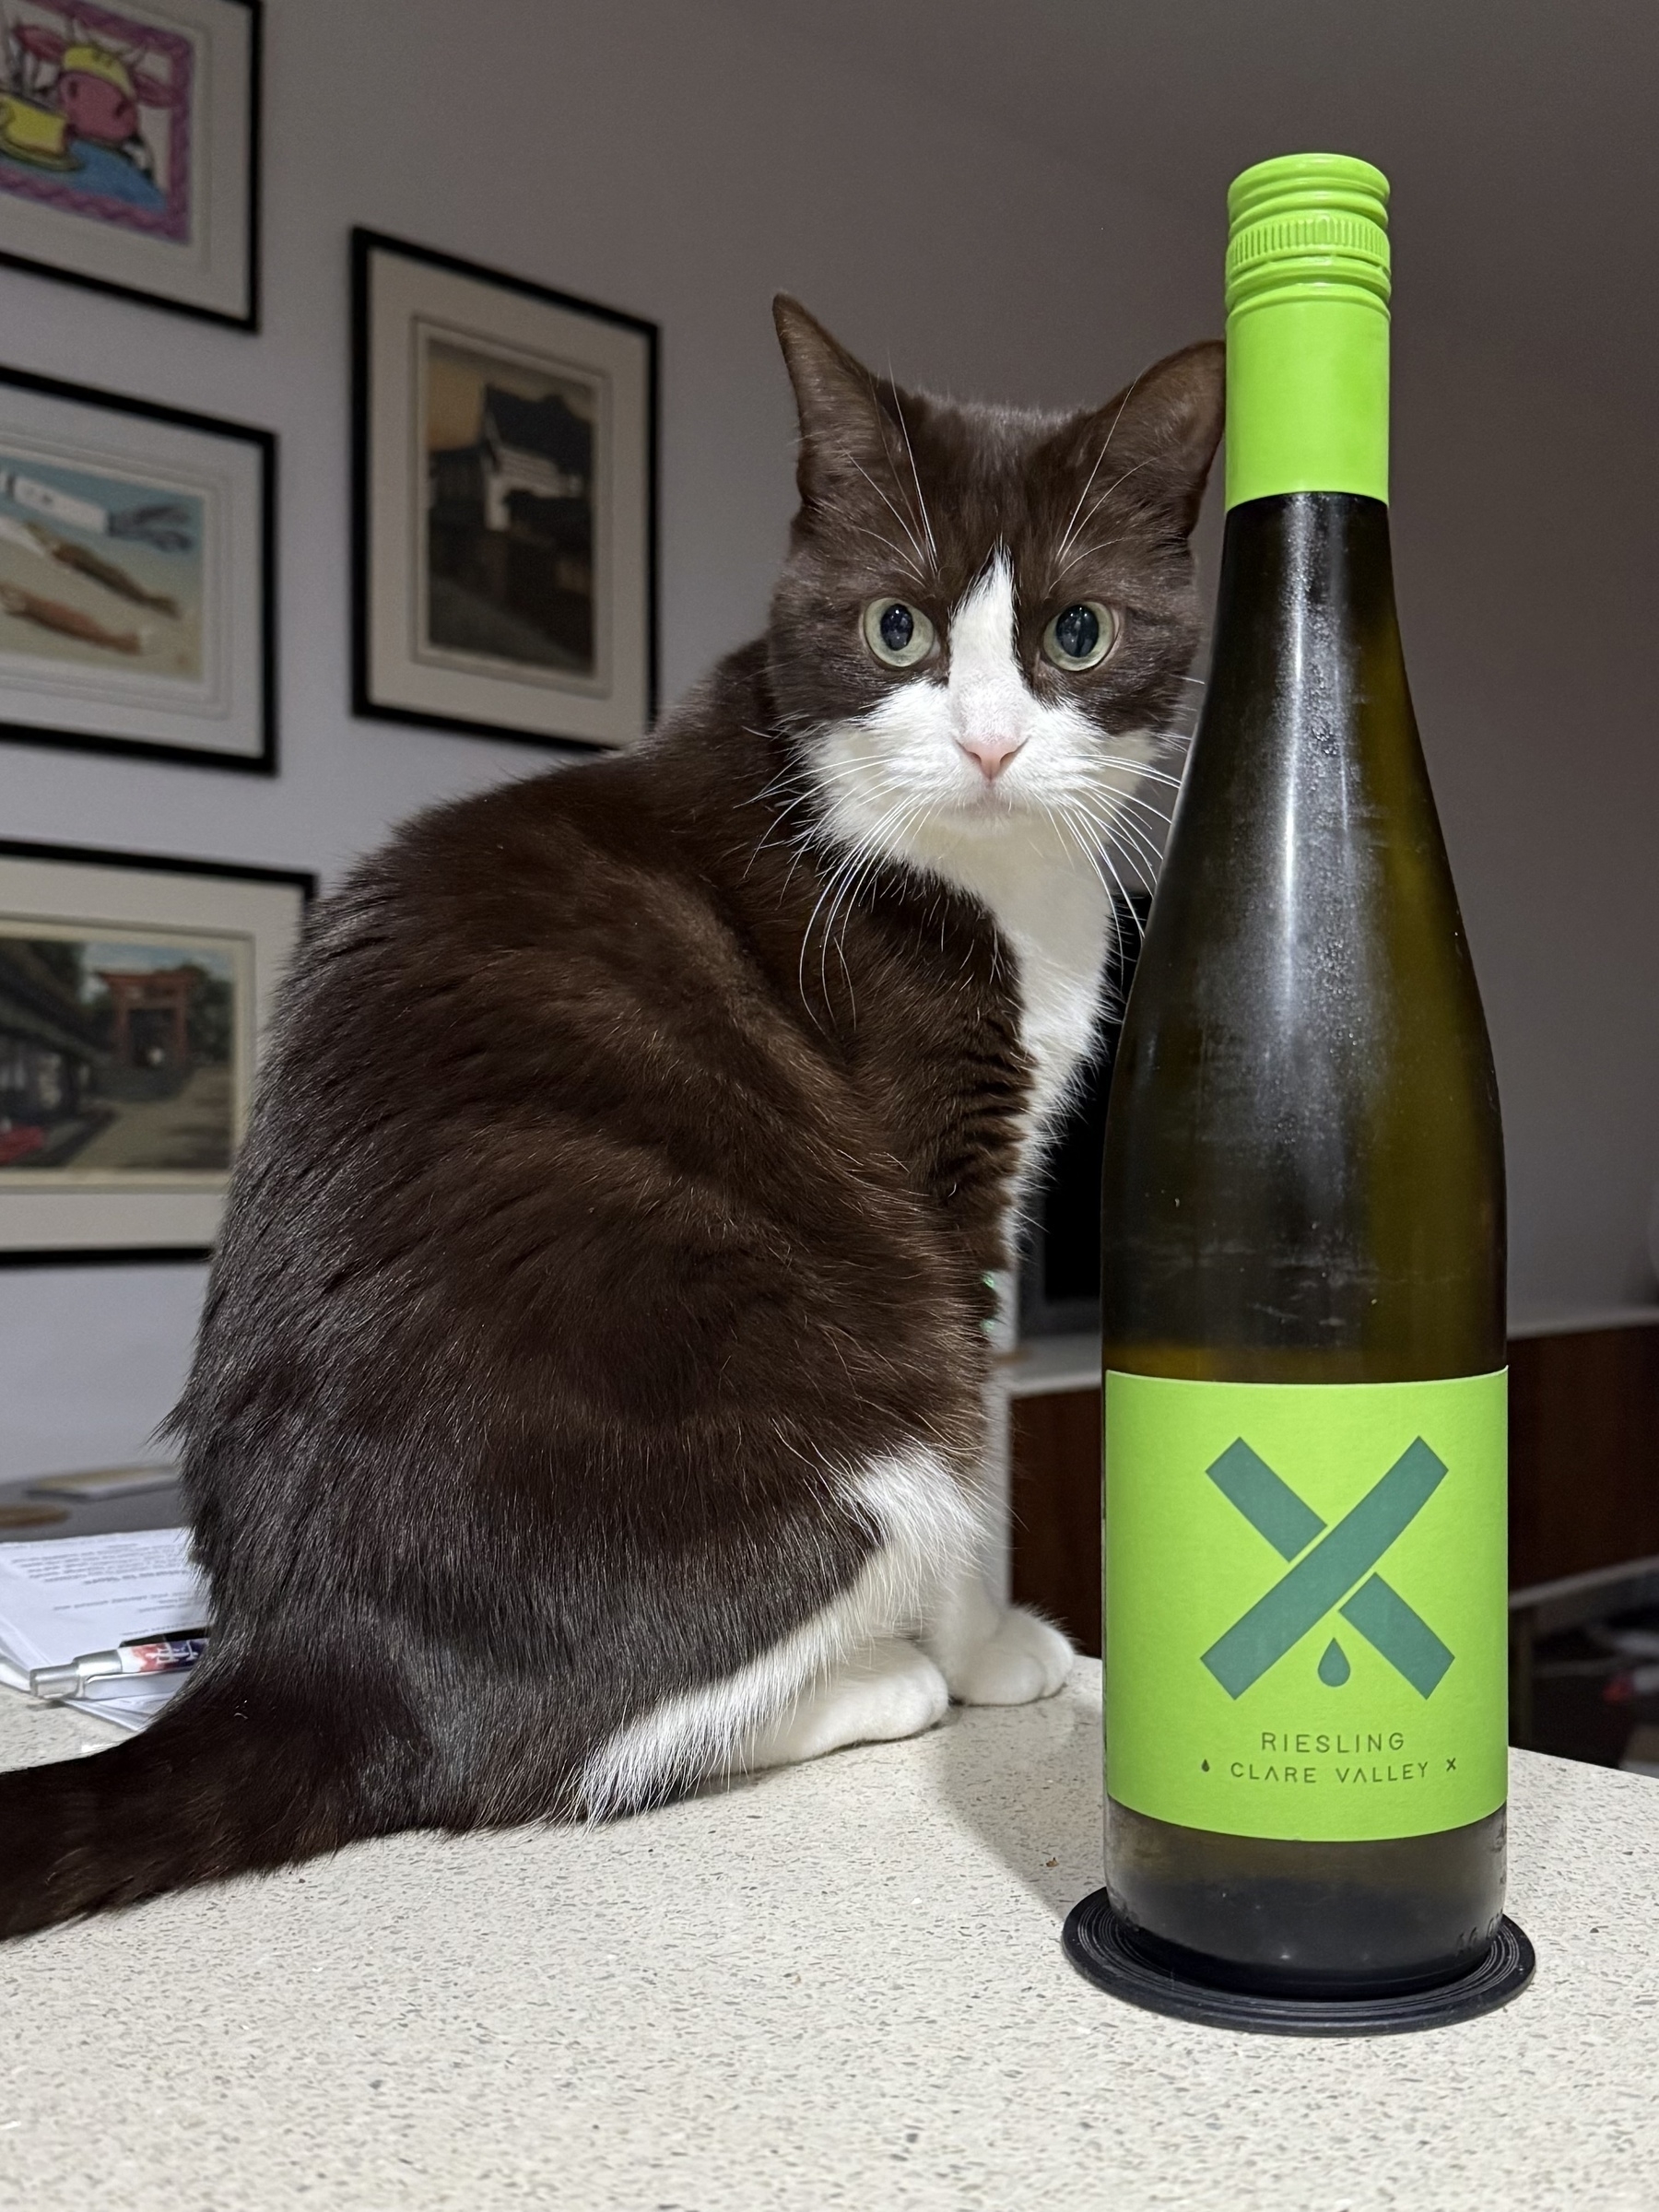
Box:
<box><xmin>0</xmin><ymin>301</ymin><xmax>1222</xmax><ymax>1935</ymax></box>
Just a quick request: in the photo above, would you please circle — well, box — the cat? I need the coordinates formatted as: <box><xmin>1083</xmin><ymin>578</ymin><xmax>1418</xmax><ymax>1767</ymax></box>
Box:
<box><xmin>0</xmin><ymin>300</ymin><xmax>1222</xmax><ymax>1936</ymax></box>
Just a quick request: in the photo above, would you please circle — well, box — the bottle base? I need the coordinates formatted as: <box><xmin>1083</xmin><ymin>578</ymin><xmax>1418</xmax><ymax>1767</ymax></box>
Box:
<box><xmin>1102</xmin><ymin>1796</ymin><xmax>1509</xmax><ymax>1990</ymax></box>
<box><xmin>1064</xmin><ymin>1888</ymin><xmax>1535</xmax><ymax>2037</ymax></box>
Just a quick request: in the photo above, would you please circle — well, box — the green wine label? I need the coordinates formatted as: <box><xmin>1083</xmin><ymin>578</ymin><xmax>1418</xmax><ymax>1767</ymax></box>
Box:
<box><xmin>1105</xmin><ymin>1370</ymin><xmax>1507</xmax><ymax>1842</ymax></box>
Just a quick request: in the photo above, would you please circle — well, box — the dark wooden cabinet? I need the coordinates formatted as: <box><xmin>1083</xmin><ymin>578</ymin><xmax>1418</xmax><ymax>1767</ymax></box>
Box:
<box><xmin>1009</xmin><ymin>1386</ymin><xmax>1104</xmax><ymax>1655</ymax></box>
<box><xmin>1509</xmin><ymin>1324</ymin><xmax>1659</xmax><ymax>1588</ymax></box>
<box><xmin>1009</xmin><ymin>1321</ymin><xmax>1659</xmax><ymax>1657</ymax></box>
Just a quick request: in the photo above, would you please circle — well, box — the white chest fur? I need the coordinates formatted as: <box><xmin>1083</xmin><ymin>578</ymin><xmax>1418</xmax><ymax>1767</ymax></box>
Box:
<box><xmin>938</xmin><ymin>826</ymin><xmax>1114</xmax><ymax>1151</ymax></box>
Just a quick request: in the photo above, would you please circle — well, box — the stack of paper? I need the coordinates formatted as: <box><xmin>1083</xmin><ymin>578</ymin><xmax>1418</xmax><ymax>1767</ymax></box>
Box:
<box><xmin>0</xmin><ymin>1528</ymin><xmax>210</xmax><ymax>1735</ymax></box>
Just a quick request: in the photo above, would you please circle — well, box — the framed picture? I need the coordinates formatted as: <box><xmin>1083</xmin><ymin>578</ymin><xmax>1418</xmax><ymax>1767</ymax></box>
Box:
<box><xmin>0</xmin><ymin>839</ymin><xmax>311</xmax><ymax>1263</ymax></box>
<box><xmin>0</xmin><ymin>0</ymin><xmax>259</xmax><ymax>328</ymax></box>
<box><xmin>0</xmin><ymin>365</ymin><xmax>274</xmax><ymax>771</ymax></box>
<box><xmin>352</xmin><ymin>229</ymin><xmax>657</xmax><ymax>751</ymax></box>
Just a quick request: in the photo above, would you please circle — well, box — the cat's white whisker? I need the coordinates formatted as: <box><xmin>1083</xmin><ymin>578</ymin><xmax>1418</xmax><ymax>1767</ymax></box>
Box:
<box><xmin>1048</xmin><ymin>804</ymin><xmax>1133</xmax><ymax>974</ymax></box>
<box><xmin>1054</xmin><ymin>452</ymin><xmax>1162</xmax><ymax>577</ymax></box>
<box><xmin>1068</xmin><ymin>782</ymin><xmax>1167</xmax><ymax>874</ymax></box>
<box><xmin>1092</xmin><ymin>783</ymin><xmax>1174</xmax><ymax>830</ymax></box>
<box><xmin>888</xmin><ymin>392</ymin><xmax>939</xmax><ymax>574</ymax></box>
<box><xmin>1105</xmin><ymin>815</ymin><xmax>1167</xmax><ymax>886</ymax></box>
<box><xmin>1054</xmin><ymin>372</ymin><xmax>1141</xmax><ymax>566</ymax></box>
<box><xmin>800</xmin><ymin>815</ymin><xmax>888</xmax><ymax>1018</ymax></box>
<box><xmin>1050</xmin><ymin>532</ymin><xmax>1134</xmax><ymax>585</ymax></box>
<box><xmin>1078</xmin><ymin>808</ymin><xmax>1161</xmax><ymax>893</ymax></box>
<box><xmin>823</xmin><ymin>502</ymin><xmax>928</xmax><ymax>585</ymax></box>
<box><xmin>827</xmin><ymin>795</ymin><xmax>935</xmax><ymax>1005</ymax></box>
<box><xmin>1058</xmin><ymin>792</ymin><xmax>1154</xmax><ymax>914</ymax></box>
<box><xmin>1102</xmin><ymin>757</ymin><xmax>1185</xmax><ymax>788</ymax></box>
<box><xmin>806</xmin><ymin>787</ymin><xmax>938</xmax><ymax>1019</ymax></box>
<box><xmin>1094</xmin><ymin>844</ymin><xmax>1150</xmax><ymax>942</ymax></box>
<box><xmin>839</xmin><ymin>449</ymin><xmax>929</xmax><ymax>575</ymax></box>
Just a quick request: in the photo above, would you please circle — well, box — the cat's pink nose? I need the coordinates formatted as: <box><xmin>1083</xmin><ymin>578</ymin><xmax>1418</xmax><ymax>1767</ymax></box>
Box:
<box><xmin>957</xmin><ymin>733</ymin><xmax>1026</xmax><ymax>782</ymax></box>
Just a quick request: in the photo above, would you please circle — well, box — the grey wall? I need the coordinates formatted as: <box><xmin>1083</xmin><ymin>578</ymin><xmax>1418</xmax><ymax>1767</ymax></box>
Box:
<box><xmin>0</xmin><ymin>0</ymin><xmax>1216</xmax><ymax>1479</ymax></box>
<box><xmin>1</xmin><ymin>0</ymin><xmax>1653</xmax><ymax>1479</ymax></box>
<box><xmin>1390</xmin><ymin>327</ymin><xmax>1659</xmax><ymax>1323</ymax></box>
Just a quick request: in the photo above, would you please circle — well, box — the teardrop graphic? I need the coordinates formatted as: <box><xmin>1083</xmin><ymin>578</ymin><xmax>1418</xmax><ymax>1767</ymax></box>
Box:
<box><xmin>1318</xmin><ymin>1638</ymin><xmax>1351</xmax><ymax>1687</ymax></box>
<box><xmin>1201</xmin><ymin>1759</ymin><xmax>1210</xmax><ymax>1771</ymax></box>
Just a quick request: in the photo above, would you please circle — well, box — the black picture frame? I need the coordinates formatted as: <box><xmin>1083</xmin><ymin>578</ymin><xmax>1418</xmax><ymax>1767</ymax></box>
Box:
<box><xmin>0</xmin><ymin>836</ymin><xmax>313</xmax><ymax>1265</ymax></box>
<box><xmin>0</xmin><ymin>0</ymin><xmax>262</xmax><ymax>331</ymax></box>
<box><xmin>0</xmin><ymin>362</ymin><xmax>276</xmax><ymax>773</ymax></box>
<box><xmin>351</xmin><ymin>228</ymin><xmax>659</xmax><ymax>752</ymax></box>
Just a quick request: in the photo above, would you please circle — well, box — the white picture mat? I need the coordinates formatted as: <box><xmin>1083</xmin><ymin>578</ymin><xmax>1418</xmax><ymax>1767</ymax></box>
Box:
<box><xmin>0</xmin><ymin>0</ymin><xmax>253</xmax><ymax>321</ymax></box>
<box><xmin>0</xmin><ymin>379</ymin><xmax>265</xmax><ymax>757</ymax></box>
<box><xmin>366</xmin><ymin>248</ymin><xmax>650</xmax><ymax>747</ymax></box>
<box><xmin>0</xmin><ymin>851</ymin><xmax>302</xmax><ymax>1252</ymax></box>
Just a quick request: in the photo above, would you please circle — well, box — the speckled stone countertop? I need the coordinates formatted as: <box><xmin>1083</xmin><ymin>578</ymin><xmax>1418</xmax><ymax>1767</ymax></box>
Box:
<box><xmin>0</xmin><ymin>1661</ymin><xmax>1655</xmax><ymax>2211</ymax></box>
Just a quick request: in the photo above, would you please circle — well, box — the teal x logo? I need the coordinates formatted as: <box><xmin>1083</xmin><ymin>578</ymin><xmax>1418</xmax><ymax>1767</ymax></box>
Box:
<box><xmin>1200</xmin><ymin>1438</ymin><xmax>1453</xmax><ymax>1701</ymax></box>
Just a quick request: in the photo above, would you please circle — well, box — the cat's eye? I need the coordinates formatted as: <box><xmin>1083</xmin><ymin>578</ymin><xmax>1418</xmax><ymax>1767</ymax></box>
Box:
<box><xmin>1041</xmin><ymin>601</ymin><xmax>1117</xmax><ymax>672</ymax></box>
<box><xmin>863</xmin><ymin>598</ymin><xmax>936</xmax><ymax>669</ymax></box>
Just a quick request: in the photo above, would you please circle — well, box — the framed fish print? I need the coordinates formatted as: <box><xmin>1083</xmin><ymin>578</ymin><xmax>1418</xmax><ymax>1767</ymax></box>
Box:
<box><xmin>0</xmin><ymin>839</ymin><xmax>312</xmax><ymax>1262</ymax></box>
<box><xmin>0</xmin><ymin>0</ymin><xmax>259</xmax><ymax>327</ymax></box>
<box><xmin>352</xmin><ymin>230</ymin><xmax>657</xmax><ymax>751</ymax></box>
<box><xmin>0</xmin><ymin>365</ymin><xmax>275</xmax><ymax>771</ymax></box>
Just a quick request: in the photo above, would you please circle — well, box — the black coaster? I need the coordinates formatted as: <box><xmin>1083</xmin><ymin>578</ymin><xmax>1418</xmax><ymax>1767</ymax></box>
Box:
<box><xmin>1063</xmin><ymin>1889</ymin><xmax>1535</xmax><ymax>2037</ymax></box>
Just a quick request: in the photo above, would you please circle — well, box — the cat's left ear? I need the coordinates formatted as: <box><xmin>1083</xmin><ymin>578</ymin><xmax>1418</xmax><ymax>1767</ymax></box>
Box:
<box><xmin>772</xmin><ymin>294</ymin><xmax>905</xmax><ymax>513</ymax></box>
<box><xmin>1067</xmin><ymin>340</ymin><xmax>1226</xmax><ymax>537</ymax></box>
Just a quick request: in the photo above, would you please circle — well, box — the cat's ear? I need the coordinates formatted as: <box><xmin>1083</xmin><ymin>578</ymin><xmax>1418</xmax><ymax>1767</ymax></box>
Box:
<box><xmin>772</xmin><ymin>294</ymin><xmax>900</xmax><ymax>512</ymax></box>
<box><xmin>1067</xmin><ymin>340</ymin><xmax>1226</xmax><ymax>538</ymax></box>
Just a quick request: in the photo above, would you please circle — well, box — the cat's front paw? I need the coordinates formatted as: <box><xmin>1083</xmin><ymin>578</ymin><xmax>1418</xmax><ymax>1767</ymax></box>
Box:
<box><xmin>947</xmin><ymin>1606</ymin><xmax>1073</xmax><ymax>1706</ymax></box>
<box><xmin>741</xmin><ymin>1638</ymin><xmax>951</xmax><ymax>1771</ymax></box>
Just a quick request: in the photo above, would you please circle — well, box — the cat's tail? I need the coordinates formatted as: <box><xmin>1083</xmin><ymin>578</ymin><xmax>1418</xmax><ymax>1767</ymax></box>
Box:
<box><xmin>0</xmin><ymin>1661</ymin><xmax>405</xmax><ymax>1938</ymax></box>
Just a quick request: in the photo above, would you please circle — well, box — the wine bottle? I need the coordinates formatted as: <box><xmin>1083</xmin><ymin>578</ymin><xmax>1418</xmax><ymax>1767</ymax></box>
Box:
<box><xmin>1100</xmin><ymin>153</ymin><xmax>1509</xmax><ymax>1997</ymax></box>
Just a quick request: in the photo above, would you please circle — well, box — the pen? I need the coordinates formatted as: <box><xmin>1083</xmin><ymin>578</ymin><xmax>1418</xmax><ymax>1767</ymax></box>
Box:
<box><xmin>29</xmin><ymin>1630</ymin><xmax>209</xmax><ymax>1703</ymax></box>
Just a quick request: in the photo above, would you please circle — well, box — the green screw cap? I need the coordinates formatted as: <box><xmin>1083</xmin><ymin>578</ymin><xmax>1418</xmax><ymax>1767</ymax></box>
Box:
<box><xmin>1223</xmin><ymin>152</ymin><xmax>1393</xmax><ymax>510</ymax></box>
<box><xmin>1226</xmin><ymin>153</ymin><xmax>1391</xmax><ymax>317</ymax></box>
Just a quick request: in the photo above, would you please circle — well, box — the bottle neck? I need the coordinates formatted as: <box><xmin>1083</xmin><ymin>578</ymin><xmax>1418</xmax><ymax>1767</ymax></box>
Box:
<box><xmin>1205</xmin><ymin>492</ymin><xmax>1406</xmax><ymax>766</ymax></box>
<box><xmin>1225</xmin><ymin>293</ymin><xmax>1390</xmax><ymax>511</ymax></box>
<box><xmin>1189</xmin><ymin>493</ymin><xmax>1421</xmax><ymax>924</ymax></box>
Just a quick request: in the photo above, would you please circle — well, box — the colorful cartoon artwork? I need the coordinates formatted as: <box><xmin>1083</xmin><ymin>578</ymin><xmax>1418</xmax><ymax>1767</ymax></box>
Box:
<box><xmin>0</xmin><ymin>0</ymin><xmax>196</xmax><ymax>241</ymax></box>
